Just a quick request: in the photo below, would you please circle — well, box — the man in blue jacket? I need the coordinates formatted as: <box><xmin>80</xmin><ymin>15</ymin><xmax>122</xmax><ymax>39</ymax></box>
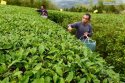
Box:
<box><xmin>68</xmin><ymin>13</ymin><xmax>93</xmax><ymax>39</ymax></box>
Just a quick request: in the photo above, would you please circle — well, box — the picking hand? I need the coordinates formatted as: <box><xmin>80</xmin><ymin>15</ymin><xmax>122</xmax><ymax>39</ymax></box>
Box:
<box><xmin>83</xmin><ymin>32</ymin><xmax>89</xmax><ymax>38</ymax></box>
<box><xmin>68</xmin><ymin>25</ymin><xmax>72</xmax><ymax>32</ymax></box>
<box><xmin>84</xmin><ymin>32</ymin><xmax>88</xmax><ymax>36</ymax></box>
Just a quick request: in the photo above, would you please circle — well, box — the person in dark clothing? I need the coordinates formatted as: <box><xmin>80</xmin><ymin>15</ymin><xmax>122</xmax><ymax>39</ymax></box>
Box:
<box><xmin>68</xmin><ymin>13</ymin><xmax>93</xmax><ymax>39</ymax></box>
<box><xmin>36</xmin><ymin>5</ymin><xmax>48</xmax><ymax>18</ymax></box>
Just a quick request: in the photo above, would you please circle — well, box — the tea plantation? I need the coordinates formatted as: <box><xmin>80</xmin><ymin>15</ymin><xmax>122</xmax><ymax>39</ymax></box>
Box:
<box><xmin>0</xmin><ymin>5</ymin><xmax>123</xmax><ymax>83</ymax></box>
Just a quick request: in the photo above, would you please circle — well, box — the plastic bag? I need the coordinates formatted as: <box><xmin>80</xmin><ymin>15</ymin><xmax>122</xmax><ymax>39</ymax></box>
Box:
<box><xmin>80</xmin><ymin>37</ymin><xmax>96</xmax><ymax>51</ymax></box>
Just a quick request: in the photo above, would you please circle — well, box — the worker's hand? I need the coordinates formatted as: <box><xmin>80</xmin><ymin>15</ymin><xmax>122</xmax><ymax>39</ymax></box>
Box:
<box><xmin>68</xmin><ymin>25</ymin><xmax>72</xmax><ymax>32</ymax></box>
<box><xmin>83</xmin><ymin>32</ymin><xmax>89</xmax><ymax>38</ymax></box>
<box><xmin>42</xmin><ymin>12</ymin><xmax>45</xmax><ymax>15</ymax></box>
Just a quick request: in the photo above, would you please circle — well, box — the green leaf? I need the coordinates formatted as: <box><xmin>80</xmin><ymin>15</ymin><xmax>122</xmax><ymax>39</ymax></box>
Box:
<box><xmin>0</xmin><ymin>63</ymin><xmax>6</xmax><ymax>73</ymax></box>
<box><xmin>83</xmin><ymin>48</ymin><xmax>88</xmax><ymax>57</ymax></box>
<box><xmin>40</xmin><ymin>78</ymin><xmax>44</xmax><ymax>83</ymax></box>
<box><xmin>67</xmin><ymin>56</ymin><xmax>73</xmax><ymax>62</ymax></box>
<box><xmin>86</xmin><ymin>74</ymin><xmax>92</xmax><ymax>82</ymax></box>
<box><xmin>38</xmin><ymin>44</ymin><xmax>45</xmax><ymax>55</ymax></box>
<box><xmin>33</xmin><ymin>63</ymin><xmax>42</xmax><ymax>71</ymax></box>
<box><xmin>53</xmin><ymin>74</ymin><xmax>58</xmax><ymax>83</ymax></box>
<box><xmin>86</xmin><ymin>62</ymin><xmax>94</xmax><ymax>67</ymax></box>
<box><xmin>75</xmin><ymin>55</ymin><xmax>81</xmax><ymax>63</ymax></box>
<box><xmin>78</xmin><ymin>78</ymin><xmax>86</xmax><ymax>83</ymax></box>
<box><xmin>66</xmin><ymin>71</ymin><xmax>74</xmax><ymax>83</ymax></box>
<box><xmin>13</xmin><ymin>71</ymin><xmax>22</xmax><ymax>78</ymax></box>
<box><xmin>48</xmin><ymin>49</ymin><xmax>58</xmax><ymax>54</ymax></box>
<box><xmin>32</xmin><ymin>63</ymin><xmax>42</xmax><ymax>74</ymax></box>
<box><xmin>24</xmin><ymin>71</ymin><xmax>33</xmax><ymax>77</ymax></box>
<box><xmin>60</xmin><ymin>78</ymin><xmax>65</xmax><ymax>83</ymax></box>
<box><xmin>103</xmin><ymin>78</ymin><xmax>108</xmax><ymax>83</ymax></box>
<box><xmin>19</xmin><ymin>76</ymin><xmax>29</xmax><ymax>83</ymax></box>
<box><xmin>46</xmin><ymin>56</ymin><xmax>53</xmax><ymax>60</ymax></box>
<box><xmin>1</xmin><ymin>77</ymin><xmax>9</xmax><ymax>83</ymax></box>
<box><xmin>81</xmin><ymin>69</ymin><xmax>87</xmax><ymax>74</ymax></box>
<box><xmin>8</xmin><ymin>60</ymin><xmax>20</xmax><ymax>68</ymax></box>
<box><xmin>32</xmin><ymin>78</ymin><xmax>44</xmax><ymax>83</ymax></box>
<box><xmin>16</xmin><ymin>48</ymin><xmax>24</xmax><ymax>59</ymax></box>
<box><xmin>61</xmin><ymin>43</ymin><xmax>65</xmax><ymax>51</ymax></box>
<box><xmin>30</xmin><ymin>47</ymin><xmax>37</xmax><ymax>55</ymax></box>
<box><xmin>45</xmin><ymin>76</ymin><xmax>51</xmax><ymax>83</ymax></box>
<box><xmin>93</xmin><ymin>79</ymin><xmax>100</xmax><ymax>83</ymax></box>
<box><xmin>55</xmin><ymin>66</ymin><xmax>63</xmax><ymax>77</ymax></box>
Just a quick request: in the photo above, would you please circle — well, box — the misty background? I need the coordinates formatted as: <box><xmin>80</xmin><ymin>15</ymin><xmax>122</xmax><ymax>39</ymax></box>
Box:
<box><xmin>51</xmin><ymin>0</ymin><xmax>125</xmax><ymax>8</ymax></box>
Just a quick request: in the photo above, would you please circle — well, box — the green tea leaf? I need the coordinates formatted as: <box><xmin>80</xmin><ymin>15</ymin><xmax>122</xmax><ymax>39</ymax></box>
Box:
<box><xmin>45</xmin><ymin>76</ymin><xmax>51</xmax><ymax>83</ymax></box>
<box><xmin>32</xmin><ymin>63</ymin><xmax>42</xmax><ymax>74</ymax></box>
<box><xmin>1</xmin><ymin>77</ymin><xmax>9</xmax><ymax>83</ymax></box>
<box><xmin>93</xmin><ymin>79</ymin><xmax>100</xmax><ymax>83</ymax></box>
<box><xmin>32</xmin><ymin>78</ymin><xmax>44</xmax><ymax>83</ymax></box>
<box><xmin>0</xmin><ymin>63</ymin><xmax>6</xmax><ymax>73</ymax></box>
<box><xmin>38</xmin><ymin>44</ymin><xmax>45</xmax><ymax>55</ymax></box>
<box><xmin>19</xmin><ymin>76</ymin><xmax>29</xmax><ymax>83</ymax></box>
<box><xmin>13</xmin><ymin>71</ymin><xmax>22</xmax><ymax>76</ymax></box>
<box><xmin>40</xmin><ymin>78</ymin><xmax>44</xmax><ymax>83</ymax></box>
<box><xmin>60</xmin><ymin>78</ymin><xmax>65</xmax><ymax>83</ymax></box>
<box><xmin>8</xmin><ymin>60</ymin><xmax>20</xmax><ymax>68</ymax></box>
<box><xmin>55</xmin><ymin>66</ymin><xmax>63</xmax><ymax>77</ymax></box>
<box><xmin>34</xmin><ymin>63</ymin><xmax>42</xmax><ymax>71</ymax></box>
<box><xmin>103</xmin><ymin>78</ymin><xmax>108</xmax><ymax>83</ymax></box>
<box><xmin>53</xmin><ymin>74</ymin><xmax>58</xmax><ymax>83</ymax></box>
<box><xmin>30</xmin><ymin>47</ymin><xmax>37</xmax><ymax>55</ymax></box>
<box><xmin>78</xmin><ymin>78</ymin><xmax>86</xmax><ymax>83</ymax></box>
<box><xmin>66</xmin><ymin>71</ymin><xmax>74</xmax><ymax>83</ymax></box>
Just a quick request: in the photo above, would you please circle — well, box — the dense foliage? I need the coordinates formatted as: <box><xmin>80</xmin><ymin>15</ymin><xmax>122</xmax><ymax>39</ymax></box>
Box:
<box><xmin>3</xmin><ymin>0</ymin><xmax>58</xmax><ymax>9</ymax></box>
<box><xmin>0</xmin><ymin>5</ymin><xmax>120</xmax><ymax>83</ymax></box>
<box><xmin>48</xmin><ymin>10</ymin><xmax>125</xmax><ymax>81</ymax></box>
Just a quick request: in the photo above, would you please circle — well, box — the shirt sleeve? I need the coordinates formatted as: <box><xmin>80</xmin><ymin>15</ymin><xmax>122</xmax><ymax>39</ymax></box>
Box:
<box><xmin>36</xmin><ymin>9</ymin><xmax>41</xmax><ymax>12</ymax></box>
<box><xmin>88</xmin><ymin>24</ymin><xmax>93</xmax><ymax>37</ymax></box>
<box><xmin>70</xmin><ymin>22</ymin><xmax>80</xmax><ymax>29</ymax></box>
